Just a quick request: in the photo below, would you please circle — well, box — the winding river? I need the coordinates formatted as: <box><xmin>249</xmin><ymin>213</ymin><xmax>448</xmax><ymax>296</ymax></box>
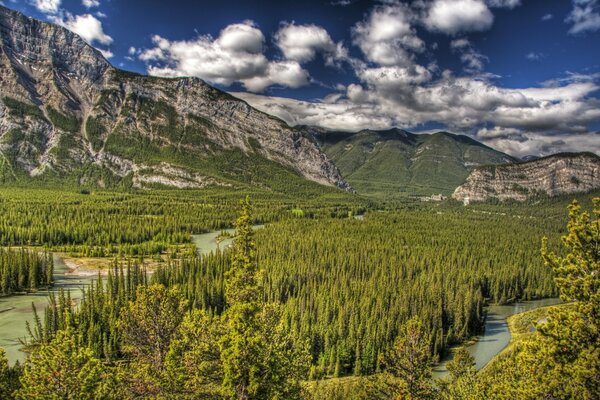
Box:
<box><xmin>0</xmin><ymin>228</ymin><xmax>237</xmax><ymax>365</ymax></box>
<box><xmin>0</xmin><ymin>230</ymin><xmax>560</xmax><ymax>370</ymax></box>
<box><xmin>433</xmin><ymin>297</ymin><xmax>562</xmax><ymax>378</ymax></box>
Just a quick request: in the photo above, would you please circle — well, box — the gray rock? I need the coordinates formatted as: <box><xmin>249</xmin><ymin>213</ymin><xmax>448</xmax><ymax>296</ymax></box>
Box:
<box><xmin>0</xmin><ymin>6</ymin><xmax>349</xmax><ymax>190</ymax></box>
<box><xmin>453</xmin><ymin>153</ymin><xmax>600</xmax><ymax>202</ymax></box>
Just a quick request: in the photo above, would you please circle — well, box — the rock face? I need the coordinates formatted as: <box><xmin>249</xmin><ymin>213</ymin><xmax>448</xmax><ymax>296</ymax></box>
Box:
<box><xmin>453</xmin><ymin>153</ymin><xmax>600</xmax><ymax>203</ymax></box>
<box><xmin>0</xmin><ymin>6</ymin><xmax>348</xmax><ymax>190</ymax></box>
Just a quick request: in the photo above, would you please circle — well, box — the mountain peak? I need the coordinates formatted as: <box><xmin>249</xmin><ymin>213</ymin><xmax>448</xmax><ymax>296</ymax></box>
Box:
<box><xmin>0</xmin><ymin>6</ymin><xmax>348</xmax><ymax>191</ymax></box>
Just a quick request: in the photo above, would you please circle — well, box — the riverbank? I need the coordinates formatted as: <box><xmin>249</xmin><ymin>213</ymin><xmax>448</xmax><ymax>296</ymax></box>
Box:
<box><xmin>479</xmin><ymin>301</ymin><xmax>570</xmax><ymax>374</ymax></box>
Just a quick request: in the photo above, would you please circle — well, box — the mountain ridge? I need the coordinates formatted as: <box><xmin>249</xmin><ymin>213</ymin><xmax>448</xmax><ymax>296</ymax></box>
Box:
<box><xmin>0</xmin><ymin>5</ymin><xmax>349</xmax><ymax>191</ymax></box>
<box><xmin>312</xmin><ymin>127</ymin><xmax>516</xmax><ymax>197</ymax></box>
<box><xmin>453</xmin><ymin>152</ymin><xmax>600</xmax><ymax>202</ymax></box>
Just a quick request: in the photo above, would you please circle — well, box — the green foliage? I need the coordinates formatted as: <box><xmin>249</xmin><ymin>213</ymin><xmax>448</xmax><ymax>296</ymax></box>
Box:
<box><xmin>219</xmin><ymin>198</ymin><xmax>310</xmax><ymax>399</ymax></box>
<box><xmin>46</xmin><ymin>107</ymin><xmax>80</xmax><ymax>133</ymax></box>
<box><xmin>445</xmin><ymin>347</ymin><xmax>475</xmax><ymax>380</ymax></box>
<box><xmin>2</xmin><ymin>98</ymin><xmax>44</xmax><ymax>120</ymax></box>
<box><xmin>0</xmin><ymin>348</ymin><xmax>21</xmax><ymax>399</ymax></box>
<box><xmin>85</xmin><ymin>116</ymin><xmax>106</xmax><ymax>152</ymax></box>
<box><xmin>0</xmin><ymin>187</ymin><xmax>366</xmax><ymax>257</ymax></box>
<box><xmin>118</xmin><ymin>284</ymin><xmax>187</xmax><ymax>371</ymax></box>
<box><xmin>473</xmin><ymin>198</ymin><xmax>600</xmax><ymax>399</ymax></box>
<box><xmin>163</xmin><ymin>309</ymin><xmax>225</xmax><ymax>398</ymax></box>
<box><xmin>16</xmin><ymin>327</ymin><xmax>107</xmax><ymax>400</ymax></box>
<box><xmin>383</xmin><ymin>317</ymin><xmax>435</xmax><ymax>399</ymax></box>
<box><xmin>156</xmin><ymin>202</ymin><xmax>562</xmax><ymax>377</ymax></box>
<box><xmin>0</xmin><ymin>248</ymin><xmax>53</xmax><ymax>294</ymax></box>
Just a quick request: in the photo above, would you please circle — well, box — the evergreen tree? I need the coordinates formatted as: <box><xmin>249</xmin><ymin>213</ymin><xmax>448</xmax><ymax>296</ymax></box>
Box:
<box><xmin>478</xmin><ymin>198</ymin><xmax>600</xmax><ymax>399</ymax></box>
<box><xmin>15</xmin><ymin>327</ymin><xmax>107</xmax><ymax>400</ymax></box>
<box><xmin>0</xmin><ymin>348</ymin><xmax>20</xmax><ymax>400</ymax></box>
<box><xmin>118</xmin><ymin>283</ymin><xmax>187</xmax><ymax>372</ymax></box>
<box><xmin>445</xmin><ymin>347</ymin><xmax>475</xmax><ymax>380</ymax></box>
<box><xmin>383</xmin><ymin>317</ymin><xmax>435</xmax><ymax>399</ymax></box>
<box><xmin>219</xmin><ymin>197</ymin><xmax>310</xmax><ymax>400</ymax></box>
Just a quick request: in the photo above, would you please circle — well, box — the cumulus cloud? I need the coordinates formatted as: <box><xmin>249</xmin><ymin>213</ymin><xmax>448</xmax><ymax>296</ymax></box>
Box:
<box><xmin>425</xmin><ymin>0</ymin><xmax>494</xmax><ymax>34</ymax></box>
<box><xmin>139</xmin><ymin>21</ymin><xmax>309</xmax><ymax>92</ymax></box>
<box><xmin>481</xmin><ymin>132</ymin><xmax>600</xmax><ymax>157</ymax></box>
<box><xmin>97</xmin><ymin>48</ymin><xmax>113</xmax><ymax>59</ymax></box>
<box><xmin>32</xmin><ymin>0</ymin><xmax>60</xmax><ymax>14</ymax></box>
<box><xmin>82</xmin><ymin>0</ymin><xmax>99</xmax><ymax>8</ymax></box>
<box><xmin>275</xmin><ymin>22</ymin><xmax>347</xmax><ymax>65</ymax></box>
<box><xmin>50</xmin><ymin>13</ymin><xmax>113</xmax><ymax>45</ymax></box>
<box><xmin>352</xmin><ymin>3</ymin><xmax>424</xmax><ymax>66</ymax></box>
<box><xmin>566</xmin><ymin>0</ymin><xmax>600</xmax><ymax>34</ymax></box>
<box><xmin>542</xmin><ymin>13</ymin><xmax>553</xmax><ymax>21</ymax></box>
<box><xmin>450</xmin><ymin>38</ymin><xmax>488</xmax><ymax>73</ymax></box>
<box><xmin>233</xmin><ymin>73</ymin><xmax>600</xmax><ymax>156</ymax></box>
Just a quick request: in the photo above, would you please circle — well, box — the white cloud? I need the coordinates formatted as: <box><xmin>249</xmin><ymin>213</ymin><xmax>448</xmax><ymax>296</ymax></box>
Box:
<box><xmin>425</xmin><ymin>0</ymin><xmax>494</xmax><ymax>34</ymax></box>
<box><xmin>352</xmin><ymin>3</ymin><xmax>424</xmax><ymax>66</ymax></box>
<box><xmin>542</xmin><ymin>14</ymin><xmax>553</xmax><ymax>21</ymax></box>
<box><xmin>127</xmin><ymin>46</ymin><xmax>137</xmax><ymax>55</ymax></box>
<box><xmin>275</xmin><ymin>22</ymin><xmax>347</xmax><ymax>65</ymax></box>
<box><xmin>477</xmin><ymin>126</ymin><xmax>523</xmax><ymax>139</ymax></box>
<box><xmin>97</xmin><ymin>48</ymin><xmax>113</xmax><ymax>59</ymax></box>
<box><xmin>566</xmin><ymin>0</ymin><xmax>600</xmax><ymax>34</ymax></box>
<box><xmin>32</xmin><ymin>0</ymin><xmax>60</xmax><ymax>14</ymax></box>
<box><xmin>481</xmin><ymin>132</ymin><xmax>600</xmax><ymax>157</ymax></box>
<box><xmin>450</xmin><ymin>38</ymin><xmax>488</xmax><ymax>73</ymax></box>
<box><xmin>50</xmin><ymin>13</ymin><xmax>113</xmax><ymax>45</ymax></box>
<box><xmin>233</xmin><ymin>74</ymin><xmax>600</xmax><ymax>156</ymax></box>
<box><xmin>487</xmin><ymin>0</ymin><xmax>521</xmax><ymax>8</ymax></box>
<box><xmin>139</xmin><ymin>21</ymin><xmax>310</xmax><ymax>92</ymax></box>
<box><xmin>525</xmin><ymin>52</ymin><xmax>545</xmax><ymax>61</ymax></box>
<box><xmin>82</xmin><ymin>0</ymin><xmax>99</xmax><ymax>8</ymax></box>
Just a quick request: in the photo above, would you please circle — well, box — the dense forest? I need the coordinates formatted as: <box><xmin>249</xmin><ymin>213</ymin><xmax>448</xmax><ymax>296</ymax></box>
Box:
<box><xmin>0</xmin><ymin>187</ymin><xmax>367</xmax><ymax>257</ymax></box>
<box><xmin>0</xmin><ymin>248</ymin><xmax>53</xmax><ymax>295</ymax></box>
<box><xmin>154</xmin><ymin>208</ymin><xmax>559</xmax><ymax>376</ymax></box>
<box><xmin>0</xmin><ymin>191</ymin><xmax>596</xmax><ymax>398</ymax></box>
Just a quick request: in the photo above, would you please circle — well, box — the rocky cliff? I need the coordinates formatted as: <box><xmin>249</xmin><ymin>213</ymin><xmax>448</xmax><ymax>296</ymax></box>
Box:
<box><xmin>452</xmin><ymin>153</ymin><xmax>600</xmax><ymax>202</ymax></box>
<box><xmin>0</xmin><ymin>6</ymin><xmax>348</xmax><ymax>190</ymax></box>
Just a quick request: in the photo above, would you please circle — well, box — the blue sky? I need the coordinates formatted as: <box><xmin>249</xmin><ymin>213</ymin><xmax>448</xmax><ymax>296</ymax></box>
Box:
<box><xmin>8</xmin><ymin>0</ymin><xmax>600</xmax><ymax>156</ymax></box>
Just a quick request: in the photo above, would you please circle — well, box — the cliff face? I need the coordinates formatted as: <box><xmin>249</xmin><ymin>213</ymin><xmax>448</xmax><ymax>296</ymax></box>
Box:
<box><xmin>452</xmin><ymin>153</ymin><xmax>600</xmax><ymax>202</ymax></box>
<box><xmin>0</xmin><ymin>6</ymin><xmax>348</xmax><ymax>190</ymax></box>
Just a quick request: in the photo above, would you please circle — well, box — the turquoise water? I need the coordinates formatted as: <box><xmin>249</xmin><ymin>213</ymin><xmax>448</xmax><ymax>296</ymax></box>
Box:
<box><xmin>0</xmin><ymin>254</ymin><xmax>93</xmax><ymax>364</ymax></box>
<box><xmin>433</xmin><ymin>298</ymin><xmax>562</xmax><ymax>378</ymax></box>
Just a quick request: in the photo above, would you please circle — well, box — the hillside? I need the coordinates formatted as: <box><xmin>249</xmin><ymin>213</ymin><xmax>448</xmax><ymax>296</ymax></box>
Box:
<box><xmin>314</xmin><ymin>128</ymin><xmax>515</xmax><ymax>197</ymax></box>
<box><xmin>453</xmin><ymin>152</ymin><xmax>600</xmax><ymax>202</ymax></box>
<box><xmin>0</xmin><ymin>6</ymin><xmax>348</xmax><ymax>192</ymax></box>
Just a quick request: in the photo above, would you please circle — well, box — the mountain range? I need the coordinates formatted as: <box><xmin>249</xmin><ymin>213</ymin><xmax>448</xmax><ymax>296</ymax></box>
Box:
<box><xmin>0</xmin><ymin>5</ymin><xmax>598</xmax><ymax>201</ymax></box>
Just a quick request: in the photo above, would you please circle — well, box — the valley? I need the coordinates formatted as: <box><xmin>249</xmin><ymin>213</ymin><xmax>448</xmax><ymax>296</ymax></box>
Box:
<box><xmin>0</xmin><ymin>3</ymin><xmax>598</xmax><ymax>400</ymax></box>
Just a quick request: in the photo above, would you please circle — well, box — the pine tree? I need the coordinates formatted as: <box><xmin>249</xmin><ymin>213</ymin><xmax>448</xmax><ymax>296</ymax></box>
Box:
<box><xmin>383</xmin><ymin>317</ymin><xmax>435</xmax><ymax>399</ymax></box>
<box><xmin>118</xmin><ymin>283</ymin><xmax>187</xmax><ymax>372</ymax></box>
<box><xmin>15</xmin><ymin>327</ymin><xmax>107</xmax><ymax>400</ymax></box>
<box><xmin>219</xmin><ymin>197</ymin><xmax>310</xmax><ymax>400</ymax></box>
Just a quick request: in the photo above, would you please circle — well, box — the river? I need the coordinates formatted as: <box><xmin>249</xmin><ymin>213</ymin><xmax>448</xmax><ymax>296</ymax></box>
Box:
<box><xmin>432</xmin><ymin>297</ymin><xmax>562</xmax><ymax>378</ymax></box>
<box><xmin>0</xmin><ymin>231</ymin><xmax>560</xmax><ymax>369</ymax></box>
<box><xmin>0</xmin><ymin>228</ymin><xmax>242</xmax><ymax>365</ymax></box>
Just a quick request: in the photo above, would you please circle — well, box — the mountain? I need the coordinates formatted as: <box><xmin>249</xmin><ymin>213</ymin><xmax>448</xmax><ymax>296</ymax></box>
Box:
<box><xmin>313</xmin><ymin>128</ymin><xmax>515</xmax><ymax>198</ymax></box>
<box><xmin>453</xmin><ymin>152</ymin><xmax>600</xmax><ymax>203</ymax></box>
<box><xmin>0</xmin><ymin>6</ymin><xmax>348</xmax><ymax>191</ymax></box>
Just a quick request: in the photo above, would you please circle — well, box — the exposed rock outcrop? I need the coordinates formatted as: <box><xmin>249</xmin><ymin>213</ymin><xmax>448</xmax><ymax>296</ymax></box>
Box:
<box><xmin>0</xmin><ymin>6</ymin><xmax>348</xmax><ymax>190</ymax></box>
<box><xmin>452</xmin><ymin>153</ymin><xmax>600</xmax><ymax>202</ymax></box>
